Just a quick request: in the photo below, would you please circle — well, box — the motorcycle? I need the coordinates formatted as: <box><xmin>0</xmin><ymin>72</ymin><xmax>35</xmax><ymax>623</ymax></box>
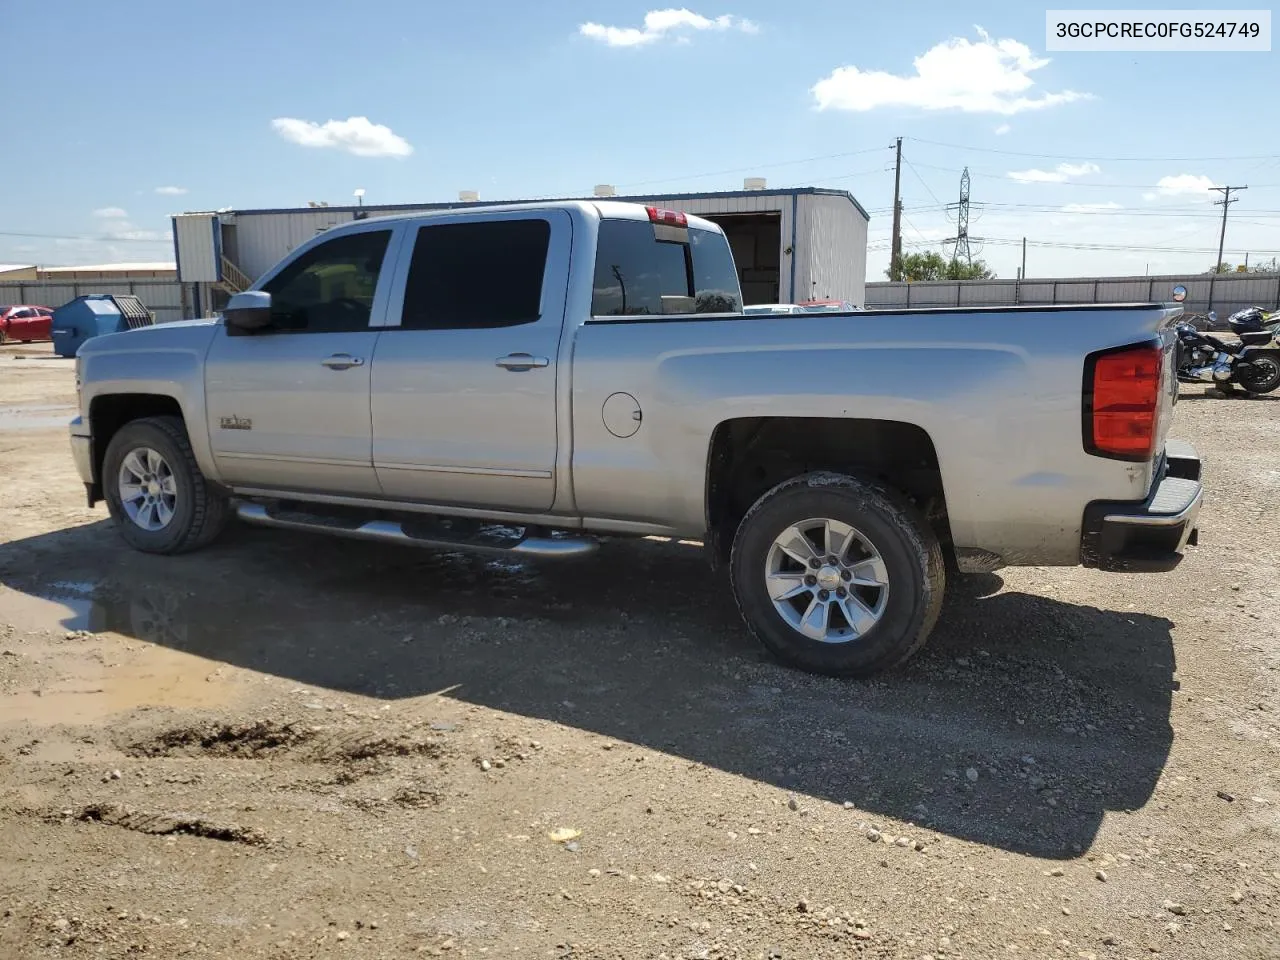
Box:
<box><xmin>1170</xmin><ymin>286</ymin><xmax>1280</xmax><ymax>395</ymax></box>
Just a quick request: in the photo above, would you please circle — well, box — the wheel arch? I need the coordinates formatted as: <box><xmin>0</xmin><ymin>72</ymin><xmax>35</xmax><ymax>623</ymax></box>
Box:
<box><xmin>88</xmin><ymin>393</ymin><xmax>186</xmax><ymax>503</ymax></box>
<box><xmin>704</xmin><ymin>416</ymin><xmax>953</xmax><ymax>567</ymax></box>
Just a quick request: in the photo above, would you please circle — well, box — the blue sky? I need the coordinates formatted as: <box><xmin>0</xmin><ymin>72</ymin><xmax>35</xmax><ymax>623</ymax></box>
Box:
<box><xmin>4</xmin><ymin>1</ymin><xmax>1278</xmax><ymax>278</ymax></box>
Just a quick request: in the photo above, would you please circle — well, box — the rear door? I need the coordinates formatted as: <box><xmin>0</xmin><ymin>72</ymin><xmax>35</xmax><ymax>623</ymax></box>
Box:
<box><xmin>370</xmin><ymin>211</ymin><xmax>571</xmax><ymax>511</ymax></box>
<box><xmin>204</xmin><ymin>225</ymin><xmax>402</xmax><ymax>496</ymax></box>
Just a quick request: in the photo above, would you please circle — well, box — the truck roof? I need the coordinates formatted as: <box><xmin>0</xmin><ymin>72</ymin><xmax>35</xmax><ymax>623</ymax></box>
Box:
<box><xmin>319</xmin><ymin>200</ymin><xmax>726</xmax><ymax>235</ymax></box>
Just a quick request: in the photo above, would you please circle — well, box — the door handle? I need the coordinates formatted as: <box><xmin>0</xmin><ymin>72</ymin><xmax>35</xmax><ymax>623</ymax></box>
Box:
<box><xmin>321</xmin><ymin>354</ymin><xmax>365</xmax><ymax>370</ymax></box>
<box><xmin>495</xmin><ymin>353</ymin><xmax>550</xmax><ymax>371</ymax></box>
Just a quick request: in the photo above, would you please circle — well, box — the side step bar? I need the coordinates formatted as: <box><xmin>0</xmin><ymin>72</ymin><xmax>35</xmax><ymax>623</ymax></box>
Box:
<box><xmin>235</xmin><ymin>502</ymin><xmax>598</xmax><ymax>558</ymax></box>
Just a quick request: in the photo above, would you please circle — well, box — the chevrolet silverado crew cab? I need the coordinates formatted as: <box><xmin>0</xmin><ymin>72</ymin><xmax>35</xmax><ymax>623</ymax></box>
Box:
<box><xmin>69</xmin><ymin>201</ymin><xmax>1203</xmax><ymax>677</ymax></box>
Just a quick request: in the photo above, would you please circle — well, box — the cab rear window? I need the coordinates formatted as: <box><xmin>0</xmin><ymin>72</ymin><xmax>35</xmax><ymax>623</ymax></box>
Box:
<box><xmin>591</xmin><ymin>219</ymin><xmax>742</xmax><ymax>317</ymax></box>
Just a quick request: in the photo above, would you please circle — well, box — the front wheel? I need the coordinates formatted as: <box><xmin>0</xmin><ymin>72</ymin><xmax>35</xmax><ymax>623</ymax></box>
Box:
<box><xmin>729</xmin><ymin>472</ymin><xmax>945</xmax><ymax>677</ymax></box>
<box><xmin>102</xmin><ymin>416</ymin><xmax>231</xmax><ymax>554</ymax></box>
<box><xmin>1240</xmin><ymin>354</ymin><xmax>1280</xmax><ymax>394</ymax></box>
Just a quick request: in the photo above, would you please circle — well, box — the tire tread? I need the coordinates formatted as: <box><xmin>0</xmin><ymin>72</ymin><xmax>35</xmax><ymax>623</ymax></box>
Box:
<box><xmin>105</xmin><ymin>416</ymin><xmax>230</xmax><ymax>555</ymax></box>
<box><xmin>729</xmin><ymin>471</ymin><xmax>945</xmax><ymax>676</ymax></box>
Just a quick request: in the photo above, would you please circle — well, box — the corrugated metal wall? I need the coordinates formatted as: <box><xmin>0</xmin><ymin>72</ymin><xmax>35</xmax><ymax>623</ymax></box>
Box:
<box><xmin>867</xmin><ymin>272</ymin><xmax>1280</xmax><ymax>319</ymax></box>
<box><xmin>794</xmin><ymin>193</ymin><xmax>868</xmax><ymax>306</ymax></box>
<box><xmin>0</xmin><ymin>280</ymin><xmax>189</xmax><ymax>323</ymax></box>
<box><xmin>231</xmin><ymin>210</ymin><xmax>370</xmax><ymax>282</ymax></box>
<box><xmin>173</xmin><ymin>213</ymin><xmax>220</xmax><ymax>282</ymax></box>
<box><xmin>228</xmin><ymin>194</ymin><xmax>802</xmax><ymax>291</ymax></box>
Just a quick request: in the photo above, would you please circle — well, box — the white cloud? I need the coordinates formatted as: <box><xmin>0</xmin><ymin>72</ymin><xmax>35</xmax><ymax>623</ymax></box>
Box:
<box><xmin>812</xmin><ymin>27</ymin><xmax>1089</xmax><ymax>115</ymax></box>
<box><xmin>154</xmin><ymin>186</ymin><xmax>188</xmax><ymax>196</ymax></box>
<box><xmin>1008</xmin><ymin>161</ymin><xmax>1100</xmax><ymax>183</ymax></box>
<box><xmin>579</xmin><ymin>8</ymin><xmax>758</xmax><ymax>47</ymax></box>
<box><xmin>93</xmin><ymin>207</ymin><xmax>128</xmax><ymax>219</ymax></box>
<box><xmin>271</xmin><ymin>116</ymin><xmax>413</xmax><ymax>158</ymax></box>
<box><xmin>994</xmin><ymin>123</ymin><xmax>1011</xmax><ymax>135</ymax></box>
<box><xmin>1060</xmin><ymin>201</ymin><xmax>1123</xmax><ymax>213</ymax></box>
<box><xmin>1142</xmin><ymin>173</ymin><xmax>1217</xmax><ymax>200</ymax></box>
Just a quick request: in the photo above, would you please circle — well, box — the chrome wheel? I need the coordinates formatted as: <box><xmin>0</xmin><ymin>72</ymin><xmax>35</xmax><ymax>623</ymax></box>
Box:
<box><xmin>117</xmin><ymin>447</ymin><xmax>177</xmax><ymax>531</ymax></box>
<box><xmin>764</xmin><ymin>517</ymin><xmax>889</xmax><ymax>644</ymax></box>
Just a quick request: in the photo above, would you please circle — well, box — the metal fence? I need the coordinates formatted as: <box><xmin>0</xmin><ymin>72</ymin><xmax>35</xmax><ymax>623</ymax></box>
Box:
<box><xmin>866</xmin><ymin>272</ymin><xmax>1280</xmax><ymax>321</ymax></box>
<box><xmin>0</xmin><ymin>279</ymin><xmax>191</xmax><ymax>324</ymax></box>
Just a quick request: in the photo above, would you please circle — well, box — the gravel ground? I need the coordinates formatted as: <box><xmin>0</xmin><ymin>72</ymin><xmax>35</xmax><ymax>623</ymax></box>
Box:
<box><xmin>0</xmin><ymin>342</ymin><xmax>1277</xmax><ymax>959</ymax></box>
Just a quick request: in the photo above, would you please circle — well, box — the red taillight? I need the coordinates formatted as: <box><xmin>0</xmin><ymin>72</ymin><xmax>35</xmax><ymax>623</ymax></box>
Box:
<box><xmin>1087</xmin><ymin>343</ymin><xmax>1163</xmax><ymax>459</ymax></box>
<box><xmin>646</xmin><ymin>206</ymin><xmax>687</xmax><ymax>227</ymax></box>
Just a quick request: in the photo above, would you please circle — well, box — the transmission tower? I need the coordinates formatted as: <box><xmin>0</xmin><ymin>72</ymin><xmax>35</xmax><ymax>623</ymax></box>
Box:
<box><xmin>944</xmin><ymin>167</ymin><xmax>973</xmax><ymax>267</ymax></box>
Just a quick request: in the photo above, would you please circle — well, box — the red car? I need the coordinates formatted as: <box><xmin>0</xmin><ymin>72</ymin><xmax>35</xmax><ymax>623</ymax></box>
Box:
<box><xmin>0</xmin><ymin>305</ymin><xmax>54</xmax><ymax>343</ymax></box>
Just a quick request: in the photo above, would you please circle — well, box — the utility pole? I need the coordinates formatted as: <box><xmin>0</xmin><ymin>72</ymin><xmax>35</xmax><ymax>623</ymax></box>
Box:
<box><xmin>1021</xmin><ymin>237</ymin><xmax>1027</xmax><ymax>280</ymax></box>
<box><xmin>890</xmin><ymin>137</ymin><xmax>903</xmax><ymax>281</ymax></box>
<box><xmin>1211</xmin><ymin>185</ymin><xmax>1246</xmax><ymax>273</ymax></box>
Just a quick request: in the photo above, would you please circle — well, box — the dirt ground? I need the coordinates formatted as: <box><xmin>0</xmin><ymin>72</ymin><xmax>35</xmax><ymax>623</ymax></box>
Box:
<box><xmin>1</xmin><ymin>340</ymin><xmax>1277</xmax><ymax>960</ymax></box>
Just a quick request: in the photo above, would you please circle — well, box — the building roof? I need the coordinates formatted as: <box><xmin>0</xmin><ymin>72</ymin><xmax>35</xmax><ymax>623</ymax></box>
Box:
<box><xmin>203</xmin><ymin>186</ymin><xmax>872</xmax><ymax>223</ymax></box>
<box><xmin>0</xmin><ymin>264</ymin><xmax>36</xmax><ymax>272</ymax></box>
<box><xmin>39</xmin><ymin>262</ymin><xmax>176</xmax><ymax>273</ymax></box>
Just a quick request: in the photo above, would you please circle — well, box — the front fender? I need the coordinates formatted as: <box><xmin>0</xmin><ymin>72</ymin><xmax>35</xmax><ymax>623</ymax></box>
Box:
<box><xmin>79</xmin><ymin>342</ymin><xmax>218</xmax><ymax>484</ymax></box>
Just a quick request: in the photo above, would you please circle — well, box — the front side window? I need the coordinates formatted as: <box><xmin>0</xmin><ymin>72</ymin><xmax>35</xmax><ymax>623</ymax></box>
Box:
<box><xmin>400</xmin><ymin>219</ymin><xmax>550</xmax><ymax>330</ymax></box>
<box><xmin>591</xmin><ymin>219</ymin><xmax>743</xmax><ymax>317</ymax></box>
<box><xmin>261</xmin><ymin>229</ymin><xmax>391</xmax><ymax>333</ymax></box>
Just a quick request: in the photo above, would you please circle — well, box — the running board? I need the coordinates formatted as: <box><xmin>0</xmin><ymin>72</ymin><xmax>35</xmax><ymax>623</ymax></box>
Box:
<box><xmin>234</xmin><ymin>502</ymin><xmax>598</xmax><ymax>558</ymax></box>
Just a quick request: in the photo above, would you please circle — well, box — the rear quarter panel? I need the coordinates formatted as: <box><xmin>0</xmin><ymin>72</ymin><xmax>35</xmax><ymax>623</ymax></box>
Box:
<box><xmin>570</xmin><ymin>305</ymin><xmax>1180</xmax><ymax>565</ymax></box>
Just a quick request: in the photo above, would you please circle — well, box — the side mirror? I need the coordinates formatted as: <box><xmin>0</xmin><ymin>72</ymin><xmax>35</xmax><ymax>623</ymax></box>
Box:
<box><xmin>223</xmin><ymin>290</ymin><xmax>273</xmax><ymax>331</ymax></box>
<box><xmin>1171</xmin><ymin>284</ymin><xmax>1187</xmax><ymax>303</ymax></box>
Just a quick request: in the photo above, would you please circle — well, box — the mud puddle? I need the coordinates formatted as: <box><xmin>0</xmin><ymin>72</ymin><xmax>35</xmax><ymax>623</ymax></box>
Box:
<box><xmin>0</xmin><ymin>582</ymin><xmax>243</xmax><ymax>725</ymax></box>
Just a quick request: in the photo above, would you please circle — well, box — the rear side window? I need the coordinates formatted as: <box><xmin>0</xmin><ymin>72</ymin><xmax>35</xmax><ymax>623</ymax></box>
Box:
<box><xmin>592</xmin><ymin>220</ymin><xmax>742</xmax><ymax>317</ymax></box>
<box><xmin>400</xmin><ymin>219</ymin><xmax>550</xmax><ymax>329</ymax></box>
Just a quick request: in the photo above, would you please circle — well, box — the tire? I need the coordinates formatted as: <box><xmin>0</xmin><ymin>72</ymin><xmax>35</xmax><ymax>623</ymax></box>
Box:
<box><xmin>729</xmin><ymin>472</ymin><xmax>945</xmax><ymax>677</ymax></box>
<box><xmin>102</xmin><ymin>416</ymin><xmax>231</xmax><ymax>555</ymax></box>
<box><xmin>1240</xmin><ymin>354</ymin><xmax>1280</xmax><ymax>394</ymax></box>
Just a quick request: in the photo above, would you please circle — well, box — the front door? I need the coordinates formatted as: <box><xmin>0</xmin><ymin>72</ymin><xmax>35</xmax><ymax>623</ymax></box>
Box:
<box><xmin>204</xmin><ymin>226</ymin><xmax>399</xmax><ymax>496</ymax></box>
<box><xmin>370</xmin><ymin>211</ymin><xmax>570</xmax><ymax>511</ymax></box>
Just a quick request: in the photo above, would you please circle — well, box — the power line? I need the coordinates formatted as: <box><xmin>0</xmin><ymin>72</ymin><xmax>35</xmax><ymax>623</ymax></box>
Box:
<box><xmin>614</xmin><ymin>144</ymin><xmax>892</xmax><ymax>189</ymax></box>
<box><xmin>867</xmin><ymin>234</ymin><xmax>1280</xmax><ymax>256</ymax></box>
<box><xmin>893</xmin><ymin>202</ymin><xmax>1280</xmax><ymax>221</ymax></box>
<box><xmin>906</xmin><ymin>161</ymin><xmax>1280</xmax><ymax>190</ymax></box>
<box><xmin>902</xmin><ymin>157</ymin><xmax>944</xmax><ymax>207</ymax></box>
<box><xmin>0</xmin><ymin>230</ymin><xmax>168</xmax><ymax>243</ymax></box>
<box><xmin>903</xmin><ymin>136</ymin><xmax>1280</xmax><ymax>163</ymax></box>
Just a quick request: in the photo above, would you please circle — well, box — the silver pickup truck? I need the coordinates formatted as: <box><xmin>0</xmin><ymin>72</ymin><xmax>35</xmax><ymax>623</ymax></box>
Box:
<box><xmin>69</xmin><ymin>200</ymin><xmax>1203</xmax><ymax>676</ymax></box>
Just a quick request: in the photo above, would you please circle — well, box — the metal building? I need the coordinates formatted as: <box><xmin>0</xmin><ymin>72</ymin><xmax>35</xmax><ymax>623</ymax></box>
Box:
<box><xmin>171</xmin><ymin>182</ymin><xmax>870</xmax><ymax>316</ymax></box>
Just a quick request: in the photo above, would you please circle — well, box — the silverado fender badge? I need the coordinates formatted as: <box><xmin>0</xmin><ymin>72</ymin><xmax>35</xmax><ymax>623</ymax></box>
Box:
<box><xmin>219</xmin><ymin>415</ymin><xmax>253</xmax><ymax>431</ymax></box>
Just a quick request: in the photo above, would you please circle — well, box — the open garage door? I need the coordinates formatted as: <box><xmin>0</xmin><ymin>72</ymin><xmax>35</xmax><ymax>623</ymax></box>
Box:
<box><xmin>706</xmin><ymin>213</ymin><xmax>782</xmax><ymax>306</ymax></box>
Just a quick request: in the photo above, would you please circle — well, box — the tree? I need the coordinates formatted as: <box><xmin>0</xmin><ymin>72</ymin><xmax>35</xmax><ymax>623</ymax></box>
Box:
<box><xmin>889</xmin><ymin>251</ymin><xmax>996</xmax><ymax>282</ymax></box>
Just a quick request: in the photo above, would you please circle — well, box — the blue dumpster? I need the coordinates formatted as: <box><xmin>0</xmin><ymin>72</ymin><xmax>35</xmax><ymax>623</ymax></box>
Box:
<box><xmin>51</xmin><ymin>295</ymin><xmax>154</xmax><ymax>358</ymax></box>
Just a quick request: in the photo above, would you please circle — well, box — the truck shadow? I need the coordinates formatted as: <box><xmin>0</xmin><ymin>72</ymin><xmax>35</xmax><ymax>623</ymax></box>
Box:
<box><xmin>0</xmin><ymin>520</ymin><xmax>1176</xmax><ymax>859</ymax></box>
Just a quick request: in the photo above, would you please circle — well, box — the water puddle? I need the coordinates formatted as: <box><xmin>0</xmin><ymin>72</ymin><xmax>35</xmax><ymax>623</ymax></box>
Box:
<box><xmin>0</xmin><ymin>582</ymin><xmax>237</xmax><ymax>724</ymax></box>
<box><xmin>0</xmin><ymin>403</ymin><xmax>77</xmax><ymax>431</ymax></box>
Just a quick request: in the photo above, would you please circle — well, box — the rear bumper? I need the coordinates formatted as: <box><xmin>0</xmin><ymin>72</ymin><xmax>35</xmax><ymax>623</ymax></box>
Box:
<box><xmin>1080</xmin><ymin>439</ymin><xmax>1203</xmax><ymax>573</ymax></box>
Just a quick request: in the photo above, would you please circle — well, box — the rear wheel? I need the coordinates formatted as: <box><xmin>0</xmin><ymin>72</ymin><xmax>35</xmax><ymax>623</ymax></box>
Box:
<box><xmin>103</xmin><ymin>416</ymin><xmax>231</xmax><ymax>554</ymax></box>
<box><xmin>729</xmin><ymin>472</ymin><xmax>945</xmax><ymax>677</ymax></box>
<box><xmin>1240</xmin><ymin>354</ymin><xmax>1280</xmax><ymax>394</ymax></box>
